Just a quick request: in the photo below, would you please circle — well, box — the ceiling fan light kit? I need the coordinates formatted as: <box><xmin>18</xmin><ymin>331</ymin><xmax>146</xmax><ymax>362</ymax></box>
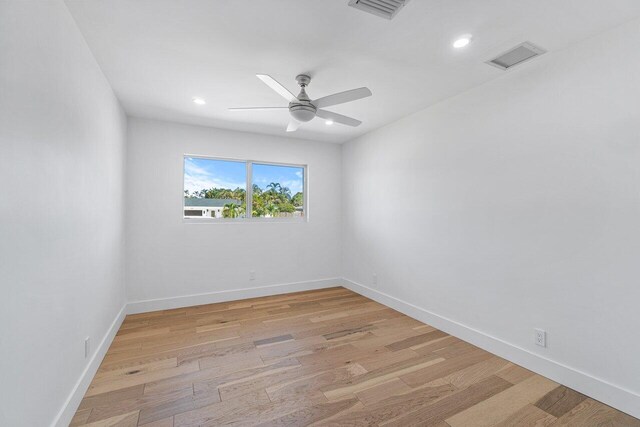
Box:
<box><xmin>230</xmin><ymin>73</ymin><xmax>372</xmax><ymax>132</ymax></box>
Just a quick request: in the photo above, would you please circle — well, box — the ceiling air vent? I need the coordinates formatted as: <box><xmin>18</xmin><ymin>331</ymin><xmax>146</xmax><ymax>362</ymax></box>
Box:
<box><xmin>348</xmin><ymin>0</ymin><xmax>410</xmax><ymax>20</ymax></box>
<box><xmin>486</xmin><ymin>42</ymin><xmax>547</xmax><ymax>70</ymax></box>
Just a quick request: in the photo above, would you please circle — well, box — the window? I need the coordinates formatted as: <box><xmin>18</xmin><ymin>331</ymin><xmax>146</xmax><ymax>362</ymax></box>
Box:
<box><xmin>183</xmin><ymin>156</ymin><xmax>306</xmax><ymax>220</ymax></box>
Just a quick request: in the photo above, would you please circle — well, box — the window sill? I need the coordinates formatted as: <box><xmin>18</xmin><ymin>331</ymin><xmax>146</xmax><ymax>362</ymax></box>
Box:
<box><xmin>182</xmin><ymin>217</ymin><xmax>308</xmax><ymax>224</ymax></box>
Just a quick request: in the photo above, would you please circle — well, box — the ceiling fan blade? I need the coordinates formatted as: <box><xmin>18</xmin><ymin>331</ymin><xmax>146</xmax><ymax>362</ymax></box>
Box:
<box><xmin>229</xmin><ymin>107</ymin><xmax>288</xmax><ymax>111</ymax></box>
<box><xmin>286</xmin><ymin>119</ymin><xmax>301</xmax><ymax>132</ymax></box>
<box><xmin>316</xmin><ymin>109</ymin><xmax>362</xmax><ymax>127</ymax></box>
<box><xmin>256</xmin><ymin>74</ymin><xmax>297</xmax><ymax>102</ymax></box>
<box><xmin>312</xmin><ymin>87</ymin><xmax>372</xmax><ymax>109</ymax></box>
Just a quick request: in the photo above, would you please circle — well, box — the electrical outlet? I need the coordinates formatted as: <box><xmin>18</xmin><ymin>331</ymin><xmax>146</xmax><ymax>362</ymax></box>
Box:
<box><xmin>249</xmin><ymin>270</ymin><xmax>255</xmax><ymax>281</ymax></box>
<box><xmin>84</xmin><ymin>337</ymin><xmax>91</xmax><ymax>358</ymax></box>
<box><xmin>372</xmin><ymin>273</ymin><xmax>377</xmax><ymax>286</ymax></box>
<box><xmin>534</xmin><ymin>329</ymin><xmax>546</xmax><ymax>347</ymax></box>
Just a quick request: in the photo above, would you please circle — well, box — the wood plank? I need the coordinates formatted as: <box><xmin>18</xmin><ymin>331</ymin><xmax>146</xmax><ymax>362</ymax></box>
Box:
<box><xmin>386</xmin><ymin>330</ymin><xmax>449</xmax><ymax>351</ymax></box>
<box><xmin>217</xmin><ymin>360</ymin><xmax>305</xmax><ymax>401</ymax></box>
<box><xmin>69</xmin><ymin>408</ymin><xmax>93</xmax><ymax>426</ymax></box>
<box><xmin>83</xmin><ymin>410</ymin><xmax>139</xmax><ymax>427</ymax></box>
<box><xmin>445</xmin><ymin>374</ymin><xmax>559</xmax><ymax>427</ymax></box>
<box><xmin>495</xmin><ymin>404</ymin><xmax>556</xmax><ymax>427</ymax></box>
<box><xmin>323</xmin><ymin>324</ymin><xmax>377</xmax><ymax>340</ymax></box>
<box><xmin>357</xmin><ymin>347</ymin><xmax>420</xmax><ymax>372</ymax></box>
<box><xmin>192</xmin><ymin>357</ymin><xmax>301</xmax><ymax>398</ymax></box>
<box><xmin>253</xmin><ymin>334</ymin><xmax>294</xmax><ymax>347</ymax></box>
<box><xmin>308</xmin><ymin>302</ymin><xmax>388</xmax><ymax>322</ymax></box>
<box><xmin>495</xmin><ymin>362</ymin><xmax>535</xmax><ymax>384</ymax></box>
<box><xmin>137</xmin><ymin>387</ymin><xmax>220</xmax><ymax>425</ymax></box>
<box><xmin>86</xmin><ymin>386</ymin><xmax>193</xmax><ymax>423</ymax></box>
<box><xmin>138</xmin><ymin>417</ymin><xmax>174</xmax><ymax>427</ymax></box>
<box><xmin>256</xmin><ymin>397</ymin><xmax>360</xmax><ymax>426</ymax></box>
<box><xmin>93</xmin><ymin>359</ymin><xmax>177</xmax><ymax>382</ymax></box>
<box><xmin>381</xmin><ymin>375</ymin><xmax>513</xmax><ymax>426</ymax></box>
<box><xmin>173</xmin><ymin>390</ymin><xmax>271</xmax><ymax>426</ymax></box>
<box><xmin>550</xmin><ymin>398</ymin><xmax>640</xmax><ymax>426</ymax></box>
<box><xmin>355</xmin><ymin>378</ymin><xmax>413</xmax><ymax>406</ymax></box>
<box><xmin>412</xmin><ymin>335</ymin><xmax>461</xmax><ymax>354</ymax></box>
<box><xmin>534</xmin><ymin>385</ymin><xmax>587</xmax><ymax>418</ymax></box>
<box><xmin>426</xmin><ymin>356</ymin><xmax>510</xmax><ymax>390</ymax></box>
<box><xmin>322</xmin><ymin>355</ymin><xmax>445</xmax><ymax>400</ymax></box>
<box><xmin>400</xmin><ymin>347</ymin><xmax>494</xmax><ymax>387</ymax></box>
<box><xmin>78</xmin><ymin>384</ymin><xmax>145</xmax><ymax>411</ymax></box>
<box><xmin>85</xmin><ymin>360</ymin><xmax>199</xmax><ymax>397</ymax></box>
<box><xmin>266</xmin><ymin>363</ymin><xmax>366</xmax><ymax>401</ymax></box>
<box><xmin>315</xmin><ymin>383</ymin><xmax>458</xmax><ymax>426</ymax></box>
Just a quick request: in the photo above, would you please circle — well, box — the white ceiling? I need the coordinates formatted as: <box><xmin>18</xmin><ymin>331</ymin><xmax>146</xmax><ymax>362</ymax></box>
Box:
<box><xmin>65</xmin><ymin>0</ymin><xmax>640</xmax><ymax>143</ymax></box>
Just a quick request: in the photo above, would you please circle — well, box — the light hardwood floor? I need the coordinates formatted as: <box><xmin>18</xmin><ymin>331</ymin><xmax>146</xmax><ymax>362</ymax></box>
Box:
<box><xmin>72</xmin><ymin>287</ymin><xmax>640</xmax><ymax>426</ymax></box>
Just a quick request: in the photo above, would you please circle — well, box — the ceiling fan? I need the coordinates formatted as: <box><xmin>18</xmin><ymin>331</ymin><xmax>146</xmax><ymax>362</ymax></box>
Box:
<box><xmin>229</xmin><ymin>74</ymin><xmax>372</xmax><ymax>132</ymax></box>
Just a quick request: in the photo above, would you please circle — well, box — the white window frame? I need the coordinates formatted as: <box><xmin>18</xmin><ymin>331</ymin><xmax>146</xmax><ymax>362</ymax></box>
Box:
<box><xmin>182</xmin><ymin>154</ymin><xmax>308</xmax><ymax>223</ymax></box>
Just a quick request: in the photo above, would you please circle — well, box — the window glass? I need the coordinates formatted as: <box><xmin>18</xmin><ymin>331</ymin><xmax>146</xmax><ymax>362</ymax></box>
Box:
<box><xmin>183</xmin><ymin>157</ymin><xmax>247</xmax><ymax>218</ymax></box>
<box><xmin>251</xmin><ymin>163</ymin><xmax>304</xmax><ymax>218</ymax></box>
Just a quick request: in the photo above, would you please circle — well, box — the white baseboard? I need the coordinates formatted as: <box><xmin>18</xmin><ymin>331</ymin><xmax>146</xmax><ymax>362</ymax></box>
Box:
<box><xmin>126</xmin><ymin>278</ymin><xmax>341</xmax><ymax>315</ymax></box>
<box><xmin>341</xmin><ymin>277</ymin><xmax>640</xmax><ymax>419</ymax></box>
<box><xmin>52</xmin><ymin>304</ymin><xmax>127</xmax><ymax>427</ymax></box>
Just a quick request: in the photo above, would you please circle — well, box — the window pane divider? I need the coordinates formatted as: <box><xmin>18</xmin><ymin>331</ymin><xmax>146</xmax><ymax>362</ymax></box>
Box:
<box><xmin>246</xmin><ymin>161</ymin><xmax>253</xmax><ymax>218</ymax></box>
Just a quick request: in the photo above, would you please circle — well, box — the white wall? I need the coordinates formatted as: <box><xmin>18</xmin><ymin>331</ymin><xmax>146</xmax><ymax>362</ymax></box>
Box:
<box><xmin>125</xmin><ymin>118</ymin><xmax>341</xmax><ymax>308</ymax></box>
<box><xmin>342</xmin><ymin>18</ymin><xmax>640</xmax><ymax>415</ymax></box>
<box><xmin>0</xmin><ymin>1</ymin><xmax>127</xmax><ymax>426</ymax></box>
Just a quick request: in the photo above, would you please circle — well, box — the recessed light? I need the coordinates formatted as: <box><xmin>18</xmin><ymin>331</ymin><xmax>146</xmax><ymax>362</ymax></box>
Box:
<box><xmin>192</xmin><ymin>97</ymin><xmax>206</xmax><ymax>105</ymax></box>
<box><xmin>453</xmin><ymin>35</ymin><xmax>472</xmax><ymax>49</ymax></box>
<box><xmin>325</xmin><ymin>120</ymin><xmax>334</xmax><ymax>126</ymax></box>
